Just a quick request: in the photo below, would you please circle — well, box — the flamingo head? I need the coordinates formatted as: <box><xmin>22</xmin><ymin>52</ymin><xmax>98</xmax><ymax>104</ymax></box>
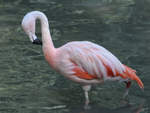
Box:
<box><xmin>21</xmin><ymin>12</ymin><xmax>42</xmax><ymax>45</ymax></box>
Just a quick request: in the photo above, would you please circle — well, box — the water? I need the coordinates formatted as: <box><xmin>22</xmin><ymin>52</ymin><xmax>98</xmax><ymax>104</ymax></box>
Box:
<box><xmin>0</xmin><ymin>0</ymin><xmax>150</xmax><ymax>113</ymax></box>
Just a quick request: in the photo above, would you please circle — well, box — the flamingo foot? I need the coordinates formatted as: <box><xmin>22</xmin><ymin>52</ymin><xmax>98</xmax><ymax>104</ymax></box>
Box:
<box><xmin>84</xmin><ymin>104</ymin><xmax>91</xmax><ymax>110</ymax></box>
<box><xmin>84</xmin><ymin>95</ymin><xmax>91</xmax><ymax>110</ymax></box>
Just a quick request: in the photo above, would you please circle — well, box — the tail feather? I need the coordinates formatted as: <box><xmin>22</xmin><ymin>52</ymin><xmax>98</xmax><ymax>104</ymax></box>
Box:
<box><xmin>120</xmin><ymin>65</ymin><xmax>144</xmax><ymax>89</ymax></box>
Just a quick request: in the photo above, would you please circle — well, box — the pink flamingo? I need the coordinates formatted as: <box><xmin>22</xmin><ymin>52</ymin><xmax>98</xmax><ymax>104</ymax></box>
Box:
<box><xmin>21</xmin><ymin>11</ymin><xmax>144</xmax><ymax>109</ymax></box>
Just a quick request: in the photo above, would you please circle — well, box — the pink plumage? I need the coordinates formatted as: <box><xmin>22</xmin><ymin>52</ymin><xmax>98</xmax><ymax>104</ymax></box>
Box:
<box><xmin>22</xmin><ymin>11</ymin><xmax>144</xmax><ymax>109</ymax></box>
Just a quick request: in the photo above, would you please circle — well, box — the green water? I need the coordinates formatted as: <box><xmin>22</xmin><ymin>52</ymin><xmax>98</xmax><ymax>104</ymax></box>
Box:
<box><xmin>0</xmin><ymin>0</ymin><xmax>149</xmax><ymax>113</ymax></box>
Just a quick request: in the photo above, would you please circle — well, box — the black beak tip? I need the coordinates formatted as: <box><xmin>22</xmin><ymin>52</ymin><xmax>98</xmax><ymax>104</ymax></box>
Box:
<box><xmin>32</xmin><ymin>39</ymin><xmax>42</xmax><ymax>45</ymax></box>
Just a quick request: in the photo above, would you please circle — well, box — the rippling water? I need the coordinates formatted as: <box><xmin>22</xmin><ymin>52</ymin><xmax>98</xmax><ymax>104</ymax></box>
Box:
<box><xmin>0</xmin><ymin>0</ymin><xmax>150</xmax><ymax>113</ymax></box>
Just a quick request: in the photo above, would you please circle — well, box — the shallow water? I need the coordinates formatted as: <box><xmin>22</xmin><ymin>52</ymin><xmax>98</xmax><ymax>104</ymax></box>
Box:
<box><xmin>0</xmin><ymin>0</ymin><xmax>150</xmax><ymax>113</ymax></box>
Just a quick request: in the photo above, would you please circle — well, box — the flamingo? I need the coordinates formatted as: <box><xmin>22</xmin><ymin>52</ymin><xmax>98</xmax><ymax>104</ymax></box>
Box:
<box><xmin>21</xmin><ymin>11</ymin><xmax>144</xmax><ymax>109</ymax></box>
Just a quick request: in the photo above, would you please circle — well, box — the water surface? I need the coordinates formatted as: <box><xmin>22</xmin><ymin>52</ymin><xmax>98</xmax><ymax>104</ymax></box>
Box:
<box><xmin>0</xmin><ymin>0</ymin><xmax>150</xmax><ymax>113</ymax></box>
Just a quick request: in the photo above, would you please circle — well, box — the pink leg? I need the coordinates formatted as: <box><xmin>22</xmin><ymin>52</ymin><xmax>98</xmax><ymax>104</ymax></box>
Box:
<box><xmin>82</xmin><ymin>85</ymin><xmax>91</xmax><ymax>109</ymax></box>
<box><xmin>123</xmin><ymin>81</ymin><xmax>131</xmax><ymax>99</ymax></box>
<box><xmin>123</xmin><ymin>88</ymin><xmax>129</xmax><ymax>99</ymax></box>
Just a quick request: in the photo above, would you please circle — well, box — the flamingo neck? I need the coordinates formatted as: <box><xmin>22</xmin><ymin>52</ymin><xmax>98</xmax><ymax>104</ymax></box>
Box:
<box><xmin>35</xmin><ymin>13</ymin><xmax>55</xmax><ymax>51</ymax></box>
<box><xmin>35</xmin><ymin>12</ymin><xmax>56</xmax><ymax>67</ymax></box>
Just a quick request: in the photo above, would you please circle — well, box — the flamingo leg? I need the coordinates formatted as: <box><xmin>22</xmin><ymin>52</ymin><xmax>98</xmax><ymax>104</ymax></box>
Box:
<box><xmin>123</xmin><ymin>81</ymin><xmax>131</xmax><ymax>99</ymax></box>
<box><xmin>82</xmin><ymin>85</ymin><xmax>91</xmax><ymax>109</ymax></box>
<box><xmin>123</xmin><ymin>88</ymin><xmax>129</xmax><ymax>99</ymax></box>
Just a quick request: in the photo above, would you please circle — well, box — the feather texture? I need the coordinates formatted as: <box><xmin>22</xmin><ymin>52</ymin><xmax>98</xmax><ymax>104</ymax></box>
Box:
<box><xmin>56</xmin><ymin>41</ymin><xmax>144</xmax><ymax>89</ymax></box>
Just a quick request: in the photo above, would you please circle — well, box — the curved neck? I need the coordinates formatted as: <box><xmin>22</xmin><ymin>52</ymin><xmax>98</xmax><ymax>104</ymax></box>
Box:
<box><xmin>34</xmin><ymin>12</ymin><xmax>56</xmax><ymax>68</ymax></box>
<box><xmin>35</xmin><ymin>12</ymin><xmax>55</xmax><ymax>51</ymax></box>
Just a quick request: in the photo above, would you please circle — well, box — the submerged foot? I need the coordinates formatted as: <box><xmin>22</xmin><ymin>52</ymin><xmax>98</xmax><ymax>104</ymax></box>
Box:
<box><xmin>123</xmin><ymin>88</ymin><xmax>129</xmax><ymax>99</ymax></box>
<box><xmin>84</xmin><ymin>104</ymin><xmax>91</xmax><ymax>110</ymax></box>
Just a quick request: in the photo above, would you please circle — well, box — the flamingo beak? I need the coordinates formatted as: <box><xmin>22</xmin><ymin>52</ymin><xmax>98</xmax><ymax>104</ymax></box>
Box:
<box><xmin>33</xmin><ymin>38</ymin><xmax>42</xmax><ymax>45</ymax></box>
<box><xmin>28</xmin><ymin>33</ymin><xmax>42</xmax><ymax>45</ymax></box>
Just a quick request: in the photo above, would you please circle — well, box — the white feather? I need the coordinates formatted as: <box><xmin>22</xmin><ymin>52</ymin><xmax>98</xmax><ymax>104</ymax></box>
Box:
<box><xmin>57</xmin><ymin>41</ymin><xmax>125</xmax><ymax>80</ymax></box>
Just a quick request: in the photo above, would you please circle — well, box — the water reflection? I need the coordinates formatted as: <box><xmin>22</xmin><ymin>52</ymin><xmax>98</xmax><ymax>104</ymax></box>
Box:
<box><xmin>68</xmin><ymin>102</ymin><xmax>144</xmax><ymax>113</ymax></box>
<box><xmin>0</xmin><ymin>0</ymin><xmax>150</xmax><ymax>113</ymax></box>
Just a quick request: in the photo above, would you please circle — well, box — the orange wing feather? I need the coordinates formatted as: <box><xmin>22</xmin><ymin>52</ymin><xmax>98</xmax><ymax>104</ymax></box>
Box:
<box><xmin>120</xmin><ymin>65</ymin><xmax>144</xmax><ymax>89</ymax></box>
<box><xmin>73</xmin><ymin>67</ymin><xmax>98</xmax><ymax>80</ymax></box>
<box><xmin>72</xmin><ymin>64</ymin><xmax>144</xmax><ymax>89</ymax></box>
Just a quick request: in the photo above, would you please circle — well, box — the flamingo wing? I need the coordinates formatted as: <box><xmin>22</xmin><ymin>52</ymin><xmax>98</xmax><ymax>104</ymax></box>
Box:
<box><xmin>59</xmin><ymin>41</ymin><xmax>143</xmax><ymax>89</ymax></box>
<box><xmin>63</xmin><ymin>41</ymin><xmax>125</xmax><ymax>81</ymax></box>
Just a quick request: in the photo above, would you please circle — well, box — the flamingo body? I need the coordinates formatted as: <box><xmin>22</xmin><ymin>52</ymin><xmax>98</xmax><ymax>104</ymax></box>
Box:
<box><xmin>21</xmin><ymin>11</ymin><xmax>144</xmax><ymax>108</ymax></box>
<box><xmin>46</xmin><ymin>41</ymin><xmax>143</xmax><ymax>88</ymax></box>
<box><xmin>54</xmin><ymin>41</ymin><xmax>124</xmax><ymax>82</ymax></box>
